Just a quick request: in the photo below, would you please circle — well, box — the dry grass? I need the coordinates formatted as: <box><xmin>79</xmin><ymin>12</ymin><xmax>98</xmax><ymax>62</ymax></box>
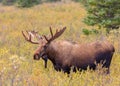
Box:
<box><xmin>0</xmin><ymin>1</ymin><xmax>120</xmax><ymax>86</ymax></box>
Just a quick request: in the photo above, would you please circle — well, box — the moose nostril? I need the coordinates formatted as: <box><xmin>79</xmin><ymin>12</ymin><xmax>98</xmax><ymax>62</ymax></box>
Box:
<box><xmin>33</xmin><ymin>54</ymin><xmax>40</xmax><ymax>60</ymax></box>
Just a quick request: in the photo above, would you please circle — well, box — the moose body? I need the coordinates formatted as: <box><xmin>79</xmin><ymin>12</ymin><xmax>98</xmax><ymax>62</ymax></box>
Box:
<box><xmin>43</xmin><ymin>40</ymin><xmax>114</xmax><ymax>73</ymax></box>
<box><xmin>22</xmin><ymin>27</ymin><xmax>115</xmax><ymax>74</ymax></box>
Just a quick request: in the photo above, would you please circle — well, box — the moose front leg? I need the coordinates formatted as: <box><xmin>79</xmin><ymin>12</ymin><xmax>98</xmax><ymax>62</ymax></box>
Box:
<box><xmin>44</xmin><ymin>58</ymin><xmax>48</xmax><ymax>68</ymax></box>
<box><xmin>42</xmin><ymin>55</ymin><xmax>48</xmax><ymax>68</ymax></box>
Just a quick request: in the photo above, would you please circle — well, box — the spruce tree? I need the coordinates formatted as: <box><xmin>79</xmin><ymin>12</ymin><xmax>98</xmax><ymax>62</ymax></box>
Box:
<box><xmin>83</xmin><ymin>0</ymin><xmax>120</xmax><ymax>33</ymax></box>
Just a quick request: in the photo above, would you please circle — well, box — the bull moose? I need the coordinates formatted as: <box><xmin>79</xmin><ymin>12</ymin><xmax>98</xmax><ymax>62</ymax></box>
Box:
<box><xmin>22</xmin><ymin>27</ymin><xmax>115</xmax><ymax>74</ymax></box>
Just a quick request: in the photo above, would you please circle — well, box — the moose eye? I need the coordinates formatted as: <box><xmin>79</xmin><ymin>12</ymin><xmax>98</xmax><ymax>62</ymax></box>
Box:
<box><xmin>44</xmin><ymin>45</ymin><xmax>48</xmax><ymax>49</ymax></box>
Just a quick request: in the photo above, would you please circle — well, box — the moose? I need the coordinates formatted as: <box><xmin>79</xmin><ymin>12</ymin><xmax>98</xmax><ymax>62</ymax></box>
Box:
<box><xmin>22</xmin><ymin>27</ymin><xmax>115</xmax><ymax>74</ymax></box>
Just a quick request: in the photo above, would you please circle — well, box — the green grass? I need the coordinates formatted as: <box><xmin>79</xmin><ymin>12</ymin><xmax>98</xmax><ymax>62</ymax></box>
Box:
<box><xmin>0</xmin><ymin>1</ymin><xmax>120</xmax><ymax>86</ymax></box>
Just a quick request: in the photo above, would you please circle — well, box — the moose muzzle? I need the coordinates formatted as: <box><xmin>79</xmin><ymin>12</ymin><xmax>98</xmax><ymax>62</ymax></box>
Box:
<box><xmin>34</xmin><ymin>54</ymin><xmax>41</xmax><ymax>60</ymax></box>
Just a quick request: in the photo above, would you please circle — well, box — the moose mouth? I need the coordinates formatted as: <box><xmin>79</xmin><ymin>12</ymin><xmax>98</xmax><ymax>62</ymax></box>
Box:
<box><xmin>33</xmin><ymin>53</ymin><xmax>46</xmax><ymax>60</ymax></box>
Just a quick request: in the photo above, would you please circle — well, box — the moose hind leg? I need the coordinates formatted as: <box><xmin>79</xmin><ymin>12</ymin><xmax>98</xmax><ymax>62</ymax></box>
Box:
<box><xmin>102</xmin><ymin>54</ymin><xmax>113</xmax><ymax>74</ymax></box>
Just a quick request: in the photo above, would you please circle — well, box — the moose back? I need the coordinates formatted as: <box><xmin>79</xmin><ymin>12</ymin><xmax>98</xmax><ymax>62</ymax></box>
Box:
<box><xmin>22</xmin><ymin>27</ymin><xmax>115</xmax><ymax>74</ymax></box>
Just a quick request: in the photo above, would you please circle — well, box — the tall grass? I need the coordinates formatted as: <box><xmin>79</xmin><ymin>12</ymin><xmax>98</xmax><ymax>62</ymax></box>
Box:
<box><xmin>0</xmin><ymin>1</ymin><xmax>120</xmax><ymax>86</ymax></box>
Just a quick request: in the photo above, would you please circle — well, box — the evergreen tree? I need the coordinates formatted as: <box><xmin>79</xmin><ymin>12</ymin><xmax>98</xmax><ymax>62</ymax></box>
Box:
<box><xmin>83</xmin><ymin>0</ymin><xmax>120</xmax><ymax>33</ymax></box>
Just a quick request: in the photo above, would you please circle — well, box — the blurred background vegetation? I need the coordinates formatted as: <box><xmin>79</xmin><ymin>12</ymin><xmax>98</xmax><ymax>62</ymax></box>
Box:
<box><xmin>1</xmin><ymin>0</ymin><xmax>119</xmax><ymax>33</ymax></box>
<box><xmin>0</xmin><ymin>0</ymin><xmax>120</xmax><ymax>85</ymax></box>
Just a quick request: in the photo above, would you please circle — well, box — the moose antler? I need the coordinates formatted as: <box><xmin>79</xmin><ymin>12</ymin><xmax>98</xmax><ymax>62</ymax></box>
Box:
<box><xmin>30</xmin><ymin>30</ymin><xmax>42</xmax><ymax>40</ymax></box>
<box><xmin>43</xmin><ymin>26</ymin><xmax>66</xmax><ymax>43</ymax></box>
<box><xmin>22</xmin><ymin>30</ymin><xmax>40</xmax><ymax>44</ymax></box>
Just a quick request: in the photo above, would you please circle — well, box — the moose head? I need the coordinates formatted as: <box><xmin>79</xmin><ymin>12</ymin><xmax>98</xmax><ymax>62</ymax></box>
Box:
<box><xmin>22</xmin><ymin>27</ymin><xmax>66</xmax><ymax>68</ymax></box>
